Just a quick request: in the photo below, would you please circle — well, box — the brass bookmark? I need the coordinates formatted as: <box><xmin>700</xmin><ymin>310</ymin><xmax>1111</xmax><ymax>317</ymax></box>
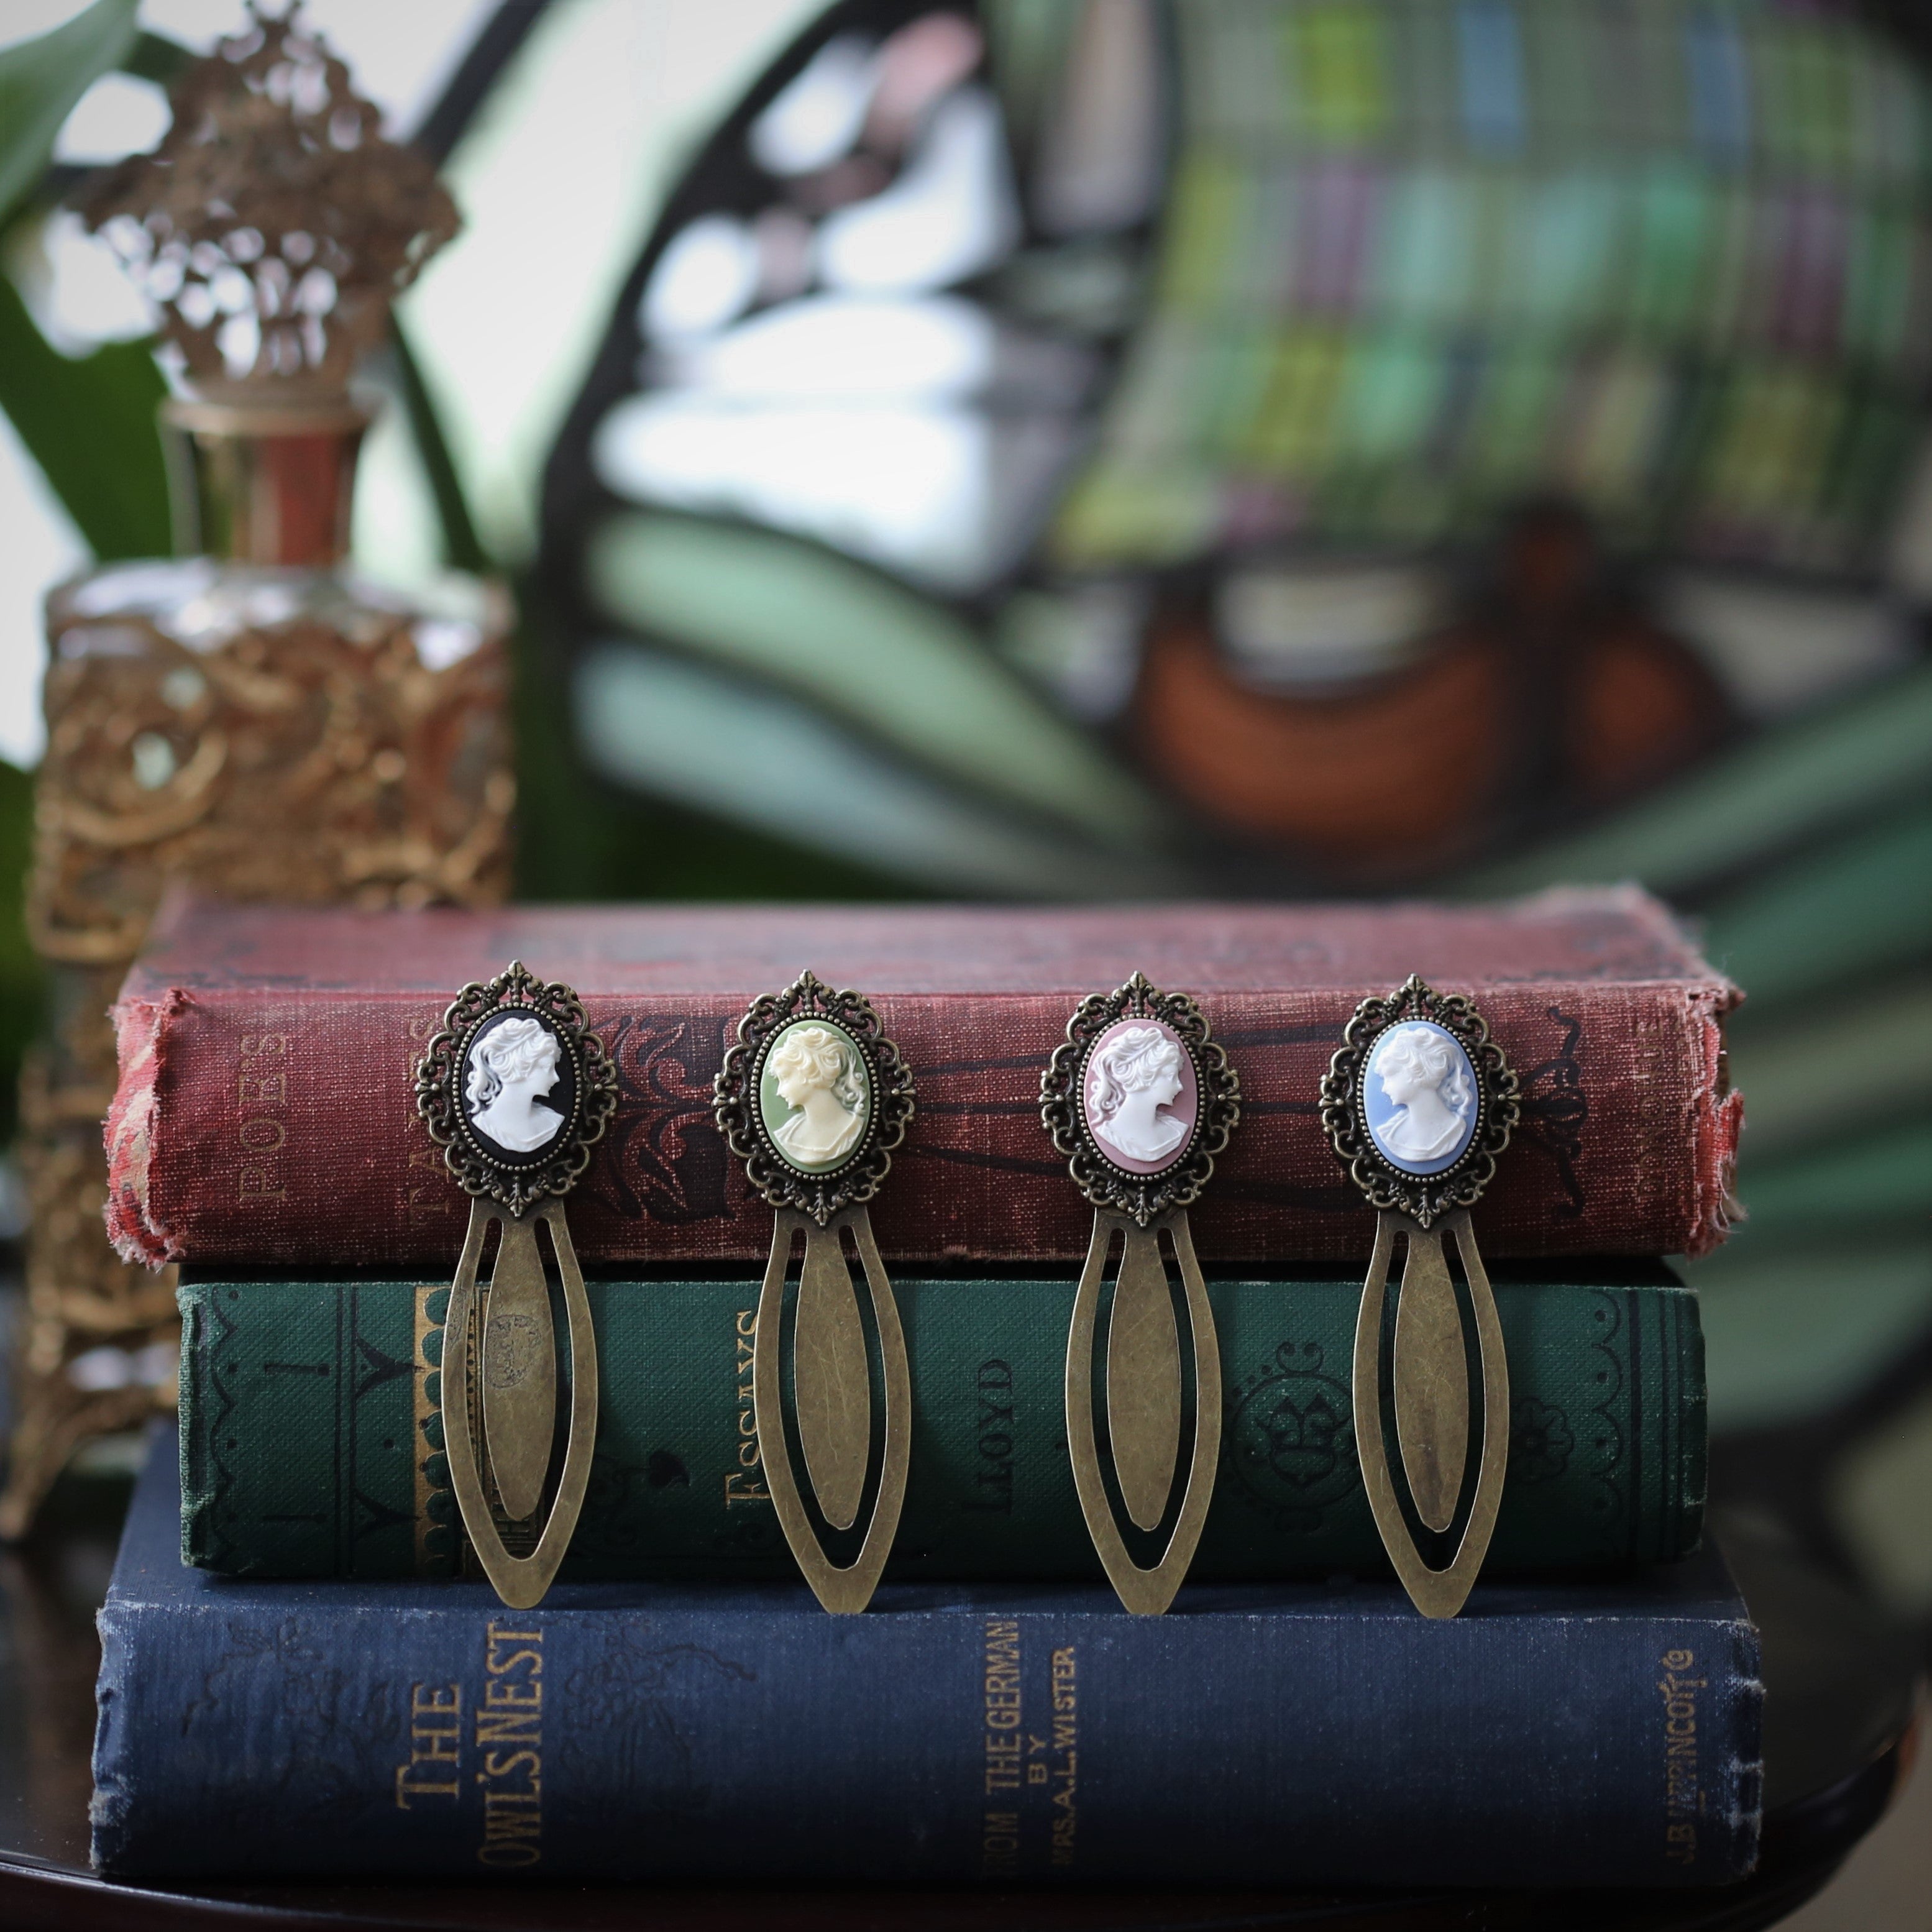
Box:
<box><xmin>414</xmin><ymin>963</ymin><xmax>618</xmax><ymax>1609</ymax></box>
<box><xmin>713</xmin><ymin>973</ymin><xmax>915</xmax><ymax>1613</ymax></box>
<box><xmin>1040</xmin><ymin>973</ymin><xmax>1240</xmax><ymax>1614</ymax></box>
<box><xmin>1320</xmin><ymin>976</ymin><xmax>1521</xmax><ymax>1620</ymax></box>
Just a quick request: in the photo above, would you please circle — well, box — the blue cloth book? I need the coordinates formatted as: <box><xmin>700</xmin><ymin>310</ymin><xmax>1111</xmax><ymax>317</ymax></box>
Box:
<box><xmin>93</xmin><ymin>1430</ymin><xmax>1762</xmax><ymax>1887</ymax></box>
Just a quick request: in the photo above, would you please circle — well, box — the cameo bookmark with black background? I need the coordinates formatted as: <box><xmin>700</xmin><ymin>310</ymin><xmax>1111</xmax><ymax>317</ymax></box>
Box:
<box><xmin>714</xmin><ymin>973</ymin><xmax>915</xmax><ymax>1613</ymax></box>
<box><xmin>1040</xmin><ymin>974</ymin><xmax>1240</xmax><ymax>1614</ymax></box>
<box><xmin>1320</xmin><ymin>976</ymin><xmax>1521</xmax><ymax>1619</ymax></box>
<box><xmin>415</xmin><ymin>963</ymin><xmax>617</xmax><ymax>1609</ymax></box>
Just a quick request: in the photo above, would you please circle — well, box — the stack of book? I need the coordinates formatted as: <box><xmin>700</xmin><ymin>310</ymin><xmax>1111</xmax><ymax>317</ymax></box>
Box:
<box><xmin>89</xmin><ymin>891</ymin><xmax>1761</xmax><ymax>1889</ymax></box>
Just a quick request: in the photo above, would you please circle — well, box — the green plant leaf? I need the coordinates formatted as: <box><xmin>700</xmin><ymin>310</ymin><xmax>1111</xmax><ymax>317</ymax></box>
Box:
<box><xmin>1736</xmin><ymin>1124</ymin><xmax>1932</xmax><ymax>1242</ymax></box>
<box><xmin>120</xmin><ymin>28</ymin><xmax>191</xmax><ymax>87</ymax></box>
<box><xmin>391</xmin><ymin>314</ymin><xmax>490</xmax><ymax>575</ymax></box>
<box><xmin>1463</xmin><ymin>658</ymin><xmax>1932</xmax><ymax>897</ymax></box>
<box><xmin>1693</xmin><ymin>1237</ymin><xmax>1932</xmax><ymax>1432</ymax></box>
<box><xmin>0</xmin><ymin>269</ymin><xmax>168</xmax><ymax>560</ymax></box>
<box><xmin>585</xmin><ymin>513</ymin><xmax>1173</xmax><ymax>852</ymax></box>
<box><xmin>0</xmin><ymin>0</ymin><xmax>140</xmax><ymax>226</ymax></box>
<box><xmin>1700</xmin><ymin>802</ymin><xmax>1932</xmax><ymax>1014</ymax></box>
<box><xmin>1723</xmin><ymin>979</ymin><xmax>1932</xmax><ymax>1163</ymax></box>
<box><xmin>574</xmin><ymin>639</ymin><xmax>1174</xmax><ymax>897</ymax></box>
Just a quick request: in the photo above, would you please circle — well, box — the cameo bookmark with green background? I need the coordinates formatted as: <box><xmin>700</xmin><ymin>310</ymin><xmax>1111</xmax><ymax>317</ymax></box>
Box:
<box><xmin>1040</xmin><ymin>973</ymin><xmax>1240</xmax><ymax>1614</ymax></box>
<box><xmin>414</xmin><ymin>963</ymin><xmax>618</xmax><ymax>1609</ymax></box>
<box><xmin>714</xmin><ymin>973</ymin><xmax>915</xmax><ymax>1613</ymax></box>
<box><xmin>1321</xmin><ymin>976</ymin><xmax>1521</xmax><ymax>1619</ymax></box>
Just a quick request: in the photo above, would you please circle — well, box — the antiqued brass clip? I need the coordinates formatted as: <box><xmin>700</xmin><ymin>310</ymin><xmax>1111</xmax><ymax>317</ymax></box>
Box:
<box><xmin>1040</xmin><ymin>974</ymin><xmax>1241</xmax><ymax>1614</ymax></box>
<box><xmin>714</xmin><ymin>973</ymin><xmax>915</xmax><ymax>1613</ymax></box>
<box><xmin>414</xmin><ymin>963</ymin><xmax>618</xmax><ymax>1609</ymax></box>
<box><xmin>1320</xmin><ymin>975</ymin><xmax>1521</xmax><ymax>1619</ymax></box>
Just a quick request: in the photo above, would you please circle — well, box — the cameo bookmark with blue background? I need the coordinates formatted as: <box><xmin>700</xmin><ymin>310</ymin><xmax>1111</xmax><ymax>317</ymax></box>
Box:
<box><xmin>1321</xmin><ymin>976</ymin><xmax>1521</xmax><ymax>1619</ymax></box>
<box><xmin>1040</xmin><ymin>974</ymin><xmax>1240</xmax><ymax>1614</ymax></box>
<box><xmin>714</xmin><ymin>973</ymin><xmax>915</xmax><ymax>1613</ymax></box>
<box><xmin>415</xmin><ymin>963</ymin><xmax>617</xmax><ymax>1609</ymax></box>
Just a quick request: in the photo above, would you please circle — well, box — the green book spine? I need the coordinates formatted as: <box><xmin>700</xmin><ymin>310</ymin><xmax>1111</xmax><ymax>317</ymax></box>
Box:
<box><xmin>178</xmin><ymin>1273</ymin><xmax>1704</xmax><ymax>1583</ymax></box>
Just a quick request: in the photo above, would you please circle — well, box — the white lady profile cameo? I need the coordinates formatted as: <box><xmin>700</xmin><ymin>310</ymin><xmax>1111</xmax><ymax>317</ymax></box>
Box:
<box><xmin>463</xmin><ymin>1013</ymin><xmax>569</xmax><ymax>1155</ymax></box>
<box><xmin>1362</xmin><ymin>1020</ymin><xmax>1478</xmax><ymax>1176</ymax></box>
<box><xmin>1081</xmin><ymin>1019</ymin><xmax>1200</xmax><ymax>1175</ymax></box>
<box><xmin>418</xmin><ymin>961</ymin><xmax>612</xmax><ymax>1217</ymax></box>
<box><xmin>717</xmin><ymin>972</ymin><xmax>913</xmax><ymax>1229</ymax></box>
<box><xmin>760</xmin><ymin>1020</ymin><xmax>871</xmax><ymax>1173</ymax></box>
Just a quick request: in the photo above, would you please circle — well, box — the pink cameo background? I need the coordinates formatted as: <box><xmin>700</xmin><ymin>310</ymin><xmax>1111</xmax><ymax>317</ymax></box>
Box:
<box><xmin>1080</xmin><ymin>1017</ymin><xmax>1199</xmax><ymax>1176</ymax></box>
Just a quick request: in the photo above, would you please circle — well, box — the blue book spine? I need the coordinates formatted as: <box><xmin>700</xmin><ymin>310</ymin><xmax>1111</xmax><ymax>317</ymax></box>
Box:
<box><xmin>93</xmin><ymin>1433</ymin><xmax>1762</xmax><ymax>1887</ymax></box>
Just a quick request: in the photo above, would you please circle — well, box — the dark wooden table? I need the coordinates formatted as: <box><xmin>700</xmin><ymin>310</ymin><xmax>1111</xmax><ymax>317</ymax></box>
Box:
<box><xmin>0</xmin><ymin>1482</ymin><xmax>1917</xmax><ymax>1931</ymax></box>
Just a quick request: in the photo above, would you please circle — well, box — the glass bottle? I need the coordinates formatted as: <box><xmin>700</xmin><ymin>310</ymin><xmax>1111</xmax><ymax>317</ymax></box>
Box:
<box><xmin>4</xmin><ymin>1</ymin><xmax>512</xmax><ymax>1535</ymax></box>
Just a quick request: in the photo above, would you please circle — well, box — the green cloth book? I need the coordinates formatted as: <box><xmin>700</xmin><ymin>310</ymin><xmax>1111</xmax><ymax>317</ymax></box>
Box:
<box><xmin>178</xmin><ymin>1268</ymin><xmax>1704</xmax><ymax>1582</ymax></box>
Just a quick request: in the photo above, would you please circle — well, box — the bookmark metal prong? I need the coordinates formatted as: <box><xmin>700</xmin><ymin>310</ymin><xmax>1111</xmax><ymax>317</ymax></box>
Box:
<box><xmin>414</xmin><ymin>963</ymin><xmax>617</xmax><ymax>1609</ymax></box>
<box><xmin>1320</xmin><ymin>974</ymin><xmax>1520</xmax><ymax>1619</ymax></box>
<box><xmin>715</xmin><ymin>973</ymin><xmax>915</xmax><ymax>1613</ymax></box>
<box><xmin>1041</xmin><ymin>973</ymin><xmax>1240</xmax><ymax>1614</ymax></box>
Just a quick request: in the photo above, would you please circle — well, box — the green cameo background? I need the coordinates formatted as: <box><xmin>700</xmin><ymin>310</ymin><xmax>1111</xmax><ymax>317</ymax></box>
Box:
<box><xmin>758</xmin><ymin>1018</ymin><xmax>872</xmax><ymax>1175</ymax></box>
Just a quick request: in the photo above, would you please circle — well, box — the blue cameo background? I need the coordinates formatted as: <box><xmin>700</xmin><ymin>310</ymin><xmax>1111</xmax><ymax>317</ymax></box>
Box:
<box><xmin>1362</xmin><ymin>1020</ymin><xmax>1479</xmax><ymax>1178</ymax></box>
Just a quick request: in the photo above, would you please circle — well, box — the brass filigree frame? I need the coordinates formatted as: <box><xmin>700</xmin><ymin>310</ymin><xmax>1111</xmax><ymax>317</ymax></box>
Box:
<box><xmin>1040</xmin><ymin>972</ymin><xmax>1240</xmax><ymax>1228</ymax></box>
<box><xmin>713</xmin><ymin>971</ymin><xmax>915</xmax><ymax>1227</ymax></box>
<box><xmin>1319</xmin><ymin>974</ymin><xmax>1519</xmax><ymax>1229</ymax></box>
<box><xmin>414</xmin><ymin>961</ymin><xmax>618</xmax><ymax>1217</ymax></box>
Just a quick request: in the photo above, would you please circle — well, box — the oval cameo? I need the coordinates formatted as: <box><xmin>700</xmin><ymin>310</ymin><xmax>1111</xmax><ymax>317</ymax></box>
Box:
<box><xmin>759</xmin><ymin>1019</ymin><xmax>872</xmax><ymax>1174</ymax></box>
<box><xmin>1362</xmin><ymin>1020</ymin><xmax>1479</xmax><ymax>1176</ymax></box>
<box><xmin>460</xmin><ymin>1009</ymin><xmax>576</xmax><ymax>1163</ymax></box>
<box><xmin>1080</xmin><ymin>1017</ymin><xmax>1199</xmax><ymax>1176</ymax></box>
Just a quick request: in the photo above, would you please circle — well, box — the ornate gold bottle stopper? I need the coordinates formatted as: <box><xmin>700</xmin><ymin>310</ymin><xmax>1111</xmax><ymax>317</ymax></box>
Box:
<box><xmin>1320</xmin><ymin>975</ymin><xmax>1521</xmax><ymax>1619</ymax></box>
<box><xmin>415</xmin><ymin>964</ymin><xmax>617</xmax><ymax>1609</ymax></box>
<box><xmin>80</xmin><ymin>0</ymin><xmax>458</xmax><ymax>406</ymax></box>
<box><xmin>1040</xmin><ymin>973</ymin><xmax>1240</xmax><ymax>1614</ymax></box>
<box><xmin>713</xmin><ymin>973</ymin><xmax>915</xmax><ymax>1613</ymax></box>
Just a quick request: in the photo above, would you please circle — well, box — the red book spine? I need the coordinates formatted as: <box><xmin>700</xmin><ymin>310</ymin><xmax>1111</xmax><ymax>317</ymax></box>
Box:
<box><xmin>106</xmin><ymin>981</ymin><xmax>1741</xmax><ymax>1270</ymax></box>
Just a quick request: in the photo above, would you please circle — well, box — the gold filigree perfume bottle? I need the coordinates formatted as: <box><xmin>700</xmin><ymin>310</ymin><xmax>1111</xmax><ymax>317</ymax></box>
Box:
<box><xmin>4</xmin><ymin>2</ymin><xmax>512</xmax><ymax>1537</ymax></box>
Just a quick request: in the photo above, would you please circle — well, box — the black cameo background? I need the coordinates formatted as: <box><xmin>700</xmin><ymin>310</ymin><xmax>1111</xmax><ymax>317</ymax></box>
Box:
<box><xmin>459</xmin><ymin>1007</ymin><xmax>582</xmax><ymax>1166</ymax></box>
<box><xmin>1041</xmin><ymin>971</ymin><xmax>1241</xmax><ymax>1227</ymax></box>
<box><xmin>1318</xmin><ymin>973</ymin><xmax>1520</xmax><ymax>1229</ymax></box>
<box><xmin>713</xmin><ymin>971</ymin><xmax>915</xmax><ymax>1226</ymax></box>
<box><xmin>416</xmin><ymin>961</ymin><xmax>619</xmax><ymax>1216</ymax></box>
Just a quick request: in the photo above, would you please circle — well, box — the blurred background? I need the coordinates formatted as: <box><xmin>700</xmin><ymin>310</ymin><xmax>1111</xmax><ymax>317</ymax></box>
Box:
<box><xmin>0</xmin><ymin>0</ymin><xmax>1926</xmax><ymax>1897</ymax></box>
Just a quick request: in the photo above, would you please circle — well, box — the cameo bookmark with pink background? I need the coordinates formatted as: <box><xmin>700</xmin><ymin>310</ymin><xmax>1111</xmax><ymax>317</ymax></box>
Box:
<box><xmin>714</xmin><ymin>973</ymin><xmax>916</xmax><ymax>1613</ymax></box>
<box><xmin>1040</xmin><ymin>974</ymin><xmax>1241</xmax><ymax>1614</ymax></box>
<box><xmin>1320</xmin><ymin>975</ymin><xmax>1521</xmax><ymax>1619</ymax></box>
<box><xmin>414</xmin><ymin>963</ymin><xmax>618</xmax><ymax>1609</ymax></box>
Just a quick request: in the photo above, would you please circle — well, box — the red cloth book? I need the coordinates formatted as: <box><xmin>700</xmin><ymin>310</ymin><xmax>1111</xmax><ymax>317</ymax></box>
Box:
<box><xmin>104</xmin><ymin>889</ymin><xmax>1741</xmax><ymax>1270</ymax></box>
